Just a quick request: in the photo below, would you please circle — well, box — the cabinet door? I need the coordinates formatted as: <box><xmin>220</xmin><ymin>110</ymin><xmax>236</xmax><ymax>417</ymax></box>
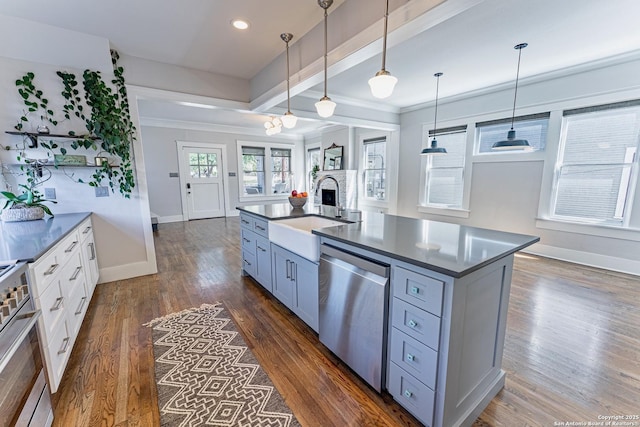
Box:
<box><xmin>291</xmin><ymin>254</ymin><xmax>319</xmax><ymax>333</ymax></box>
<box><xmin>255</xmin><ymin>236</ymin><xmax>272</xmax><ymax>292</ymax></box>
<box><xmin>271</xmin><ymin>245</ymin><xmax>294</xmax><ymax>309</ymax></box>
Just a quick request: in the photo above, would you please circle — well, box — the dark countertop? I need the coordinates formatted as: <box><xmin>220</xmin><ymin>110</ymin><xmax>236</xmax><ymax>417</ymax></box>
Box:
<box><xmin>238</xmin><ymin>204</ymin><xmax>539</xmax><ymax>278</ymax></box>
<box><xmin>0</xmin><ymin>212</ymin><xmax>91</xmax><ymax>263</ymax></box>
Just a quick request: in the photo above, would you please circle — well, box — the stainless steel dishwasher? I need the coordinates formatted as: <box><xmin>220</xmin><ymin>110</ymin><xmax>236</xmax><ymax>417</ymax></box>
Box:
<box><xmin>319</xmin><ymin>244</ymin><xmax>390</xmax><ymax>392</ymax></box>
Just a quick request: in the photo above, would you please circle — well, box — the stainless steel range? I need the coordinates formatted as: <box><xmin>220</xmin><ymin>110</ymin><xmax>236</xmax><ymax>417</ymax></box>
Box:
<box><xmin>0</xmin><ymin>262</ymin><xmax>53</xmax><ymax>426</ymax></box>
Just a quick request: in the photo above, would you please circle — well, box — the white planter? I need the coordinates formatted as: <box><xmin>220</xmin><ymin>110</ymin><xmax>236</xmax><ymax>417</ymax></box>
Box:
<box><xmin>1</xmin><ymin>206</ymin><xmax>45</xmax><ymax>222</ymax></box>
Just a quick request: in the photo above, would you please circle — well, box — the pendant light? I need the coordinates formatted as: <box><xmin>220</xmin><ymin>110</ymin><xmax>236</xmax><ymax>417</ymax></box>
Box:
<box><xmin>421</xmin><ymin>72</ymin><xmax>447</xmax><ymax>155</ymax></box>
<box><xmin>492</xmin><ymin>43</ymin><xmax>531</xmax><ymax>150</ymax></box>
<box><xmin>280</xmin><ymin>33</ymin><xmax>298</xmax><ymax>129</ymax></box>
<box><xmin>315</xmin><ymin>0</ymin><xmax>336</xmax><ymax>118</ymax></box>
<box><xmin>368</xmin><ymin>0</ymin><xmax>398</xmax><ymax>99</ymax></box>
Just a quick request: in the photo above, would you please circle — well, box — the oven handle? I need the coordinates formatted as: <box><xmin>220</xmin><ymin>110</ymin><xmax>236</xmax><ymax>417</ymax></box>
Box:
<box><xmin>0</xmin><ymin>309</ymin><xmax>42</xmax><ymax>373</ymax></box>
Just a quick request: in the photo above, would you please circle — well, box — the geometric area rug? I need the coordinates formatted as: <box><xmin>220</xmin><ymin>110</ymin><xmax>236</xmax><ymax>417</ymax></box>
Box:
<box><xmin>145</xmin><ymin>303</ymin><xmax>301</xmax><ymax>427</ymax></box>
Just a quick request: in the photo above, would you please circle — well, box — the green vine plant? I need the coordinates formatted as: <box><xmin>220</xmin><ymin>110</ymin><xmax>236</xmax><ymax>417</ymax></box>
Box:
<box><xmin>9</xmin><ymin>51</ymin><xmax>136</xmax><ymax>198</ymax></box>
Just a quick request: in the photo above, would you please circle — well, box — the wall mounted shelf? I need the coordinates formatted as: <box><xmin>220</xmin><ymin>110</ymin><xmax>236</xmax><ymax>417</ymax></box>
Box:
<box><xmin>5</xmin><ymin>131</ymin><xmax>97</xmax><ymax>148</ymax></box>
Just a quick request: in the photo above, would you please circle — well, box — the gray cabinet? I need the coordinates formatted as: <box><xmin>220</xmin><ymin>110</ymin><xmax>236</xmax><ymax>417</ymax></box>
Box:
<box><xmin>240</xmin><ymin>212</ymin><xmax>272</xmax><ymax>292</ymax></box>
<box><xmin>271</xmin><ymin>243</ymin><xmax>319</xmax><ymax>332</ymax></box>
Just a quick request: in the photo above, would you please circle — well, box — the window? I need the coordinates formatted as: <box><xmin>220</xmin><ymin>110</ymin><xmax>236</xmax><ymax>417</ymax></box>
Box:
<box><xmin>238</xmin><ymin>142</ymin><xmax>296</xmax><ymax>199</ymax></box>
<box><xmin>423</xmin><ymin>126</ymin><xmax>467</xmax><ymax>208</ymax></box>
<box><xmin>550</xmin><ymin>102</ymin><xmax>640</xmax><ymax>225</ymax></box>
<box><xmin>306</xmin><ymin>147</ymin><xmax>321</xmax><ymax>190</ymax></box>
<box><xmin>362</xmin><ymin>137</ymin><xmax>386</xmax><ymax>200</ymax></box>
<box><xmin>476</xmin><ymin>113</ymin><xmax>550</xmax><ymax>154</ymax></box>
<box><xmin>271</xmin><ymin>148</ymin><xmax>291</xmax><ymax>194</ymax></box>
<box><xmin>189</xmin><ymin>152</ymin><xmax>218</xmax><ymax>178</ymax></box>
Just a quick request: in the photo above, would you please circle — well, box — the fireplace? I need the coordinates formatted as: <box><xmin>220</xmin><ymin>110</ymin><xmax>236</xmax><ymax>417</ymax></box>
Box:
<box><xmin>322</xmin><ymin>189</ymin><xmax>336</xmax><ymax>206</ymax></box>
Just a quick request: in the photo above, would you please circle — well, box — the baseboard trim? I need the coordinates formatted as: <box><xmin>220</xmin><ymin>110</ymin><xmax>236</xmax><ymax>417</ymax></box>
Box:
<box><xmin>525</xmin><ymin>243</ymin><xmax>640</xmax><ymax>277</ymax></box>
<box><xmin>158</xmin><ymin>215</ymin><xmax>185</xmax><ymax>223</ymax></box>
<box><xmin>97</xmin><ymin>260</ymin><xmax>158</xmax><ymax>284</ymax></box>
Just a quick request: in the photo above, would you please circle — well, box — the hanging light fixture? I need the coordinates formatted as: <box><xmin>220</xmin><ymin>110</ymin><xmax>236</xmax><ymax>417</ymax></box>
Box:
<box><xmin>280</xmin><ymin>32</ymin><xmax>298</xmax><ymax>129</ymax></box>
<box><xmin>368</xmin><ymin>0</ymin><xmax>398</xmax><ymax>99</ymax></box>
<box><xmin>421</xmin><ymin>72</ymin><xmax>447</xmax><ymax>155</ymax></box>
<box><xmin>315</xmin><ymin>0</ymin><xmax>336</xmax><ymax>118</ymax></box>
<box><xmin>264</xmin><ymin>117</ymin><xmax>282</xmax><ymax>135</ymax></box>
<box><xmin>492</xmin><ymin>43</ymin><xmax>531</xmax><ymax>151</ymax></box>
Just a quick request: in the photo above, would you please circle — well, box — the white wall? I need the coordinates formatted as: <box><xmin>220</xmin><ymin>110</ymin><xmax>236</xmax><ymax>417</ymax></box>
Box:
<box><xmin>397</xmin><ymin>54</ymin><xmax>640</xmax><ymax>275</ymax></box>
<box><xmin>0</xmin><ymin>17</ymin><xmax>156</xmax><ymax>282</ymax></box>
<box><xmin>140</xmin><ymin>125</ymin><xmax>305</xmax><ymax>222</ymax></box>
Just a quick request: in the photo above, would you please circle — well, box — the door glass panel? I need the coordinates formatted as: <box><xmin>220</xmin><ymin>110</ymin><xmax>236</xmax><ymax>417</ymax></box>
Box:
<box><xmin>189</xmin><ymin>152</ymin><xmax>218</xmax><ymax>178</ymax></box>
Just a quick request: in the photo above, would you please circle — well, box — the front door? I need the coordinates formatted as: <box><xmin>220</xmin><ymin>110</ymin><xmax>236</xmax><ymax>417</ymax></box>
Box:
<box><xmin>180</xmin><ymin>146</ymin><xmax>226</xmax><ymax>219</ymax></box>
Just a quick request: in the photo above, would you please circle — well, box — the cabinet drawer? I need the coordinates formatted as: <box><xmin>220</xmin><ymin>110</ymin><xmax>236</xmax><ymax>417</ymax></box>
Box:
<box><xmin>393</xmin><ymin>266</ymin><xmax>444</xmax><ymax>317</ymax></box>
<box><xmin>239</xmin><ymin>212</ymin><xmax>253</xmax><ymax>229</ymax></box>
<box><xmin>390</xmin><ymin>328</ymin><xmax>438</xmax><ymax>390</ymax></box>
<box><xmin>253</xmin><ymin>217</ymin><xmax>269</xmax><ymax>237</ymax></box>
<box><xmin>241</xmin><ymin>250</ymin><xmax>257</xmax><ymax>277</ymax></box>
<box><xmin>78</xmin><ymin>217</ymin><xmax>94</xmax><ymax>242</ymax></box>
<box><xmin>388</xmin><ymin>362</ymin><xmax>435</xmax><ymax>427</ymax></box>
<box><xmin>35</xmin><ymin>279</ymin><xmax>65</xmax><ymax>344</ymax></box>
<box><xmin>44</xmin><ymin>318</ymin><xmax>72</xmax><ymax>392</ymax></box>
<box><xmin>391</xmin><ymin>298</ymin><xmax>441</xmax><ymax>351</ymax></box>
<box><xmin>241</xmin><ymin>229</ymin><xmax>256</xmax><ymax>253</ymax></box>
<box><xmin>30</xmin><ymin>230</ymin><xmax>80</xmax><ymax>295</ymax></box>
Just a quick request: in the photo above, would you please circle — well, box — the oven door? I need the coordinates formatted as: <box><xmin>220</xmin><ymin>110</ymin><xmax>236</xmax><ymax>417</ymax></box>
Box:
<box><xmin>0</xmin><ymin>305</ymin><xmax>45</xmax><ymax>427</ymax></box>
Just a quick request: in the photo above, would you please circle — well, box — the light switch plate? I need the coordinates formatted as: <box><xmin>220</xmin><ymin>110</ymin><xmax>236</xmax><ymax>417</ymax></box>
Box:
<box><xmin>95</xmin><ymin>186</ymin><xmax>109</xmax><ymax>197</ymax></box>
<box><xmin>44</xmin><ymin>188</ymin><xmax>56</xmax><ymax>199</ymax></box>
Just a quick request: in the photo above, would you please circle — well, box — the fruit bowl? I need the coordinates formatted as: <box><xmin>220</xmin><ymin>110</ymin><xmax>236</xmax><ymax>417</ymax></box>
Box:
<box><xmin>288</xmin><ymin>196</ymin><xmax>307</xmax><ymax>208</ymax></box>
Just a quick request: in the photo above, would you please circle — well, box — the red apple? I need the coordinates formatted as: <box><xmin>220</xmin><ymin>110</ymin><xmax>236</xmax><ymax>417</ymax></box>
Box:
<box><xmin>291</xmin><ymin>190</ymin><xmax>298</xmax><ymax>197</ymax></box>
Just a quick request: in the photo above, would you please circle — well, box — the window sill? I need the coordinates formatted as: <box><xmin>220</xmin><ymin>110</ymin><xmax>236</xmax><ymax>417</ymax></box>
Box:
<box><xmin>417</xmin><ymin>205</ymin><xmax>470</xmax><ymax>219</ymax></box>
<box><xmin>536</xmin><ymin>218</ymin><xmax>640</xmax><ymax>242</ymax></box>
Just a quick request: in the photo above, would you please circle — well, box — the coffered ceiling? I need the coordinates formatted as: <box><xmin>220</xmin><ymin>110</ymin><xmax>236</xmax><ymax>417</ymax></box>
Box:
<box><xmin>1</xmin><ymin>0</ymin><xmax>639</xmax><ymax>136</ymax></box>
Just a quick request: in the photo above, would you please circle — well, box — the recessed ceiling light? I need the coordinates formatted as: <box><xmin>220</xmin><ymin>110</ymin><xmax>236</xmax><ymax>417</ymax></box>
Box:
<box><xmin>232</xmin><ymin>19</ymin><xmax>249</xmax><ymax>30</ymax></box>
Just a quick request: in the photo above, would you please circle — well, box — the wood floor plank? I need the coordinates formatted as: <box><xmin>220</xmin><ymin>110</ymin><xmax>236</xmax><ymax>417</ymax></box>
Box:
<box><xmin>51</xmin><ymin>218</ymin><xmax>640</xmax><ymax>426</ymax></box>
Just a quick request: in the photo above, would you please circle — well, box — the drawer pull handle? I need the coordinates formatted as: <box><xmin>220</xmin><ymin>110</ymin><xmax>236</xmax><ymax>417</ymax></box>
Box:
<box><xmin>83</xmin><ymin>226</ymin><xmax>92</xmax><ymax>234</ymax></box>
<box><xmin>410</xmin><ymin>286</ymin><xmax>420</xmax><ymax>295</ymax></box>
<box><xmin>65</xmin><ymin>241</ymin><xmax>78</xmax><ymax>253</ymax></box>
<box><xmin>257</xmin><ymin>245</ymin><xmax>266</xmax><ymax>252</ymax></box>
<box><xmin>407</xmin><ymin>353</ymin><xmax>415</xmax><ymax>362</ymax></box>
<box><xmin>286</xmin><ymin>260</ymin><xmax>291</xmax><ymax>279</ymax></box>
<box><xmin>243</xmin><ymin>259</ymin><xmax>252</xmax><ymax>266</ymax></box>
<box><xmin>58</xmin><ymin>337</ymin><xmax>70</xmax><ymax>355</ymax></box>
<box><xmin>44</xmin><ymin>264</ymin><xmax>59</xmax><ymax>276</ymax></box>
<box><xmin>241</xmin><ymin>219</ymin><xmax>250</xmax><ymax>225</ymax></box>
<box><xmin>408</xmin><ymin>319</ymin><xmax>418</xmax><ymax>328</ymax></box>
<box><xmin>89</xmin><ymin>242</ymin><xmax>96</xmax><ymax>260</ymax></box>
<box><xmin>403</xmin><ymin>390</ymin><xmax>413</xmax><ymax>399</ymax></box>
<box><xmin>75</xmin><ymin>297</ymin><xmax>87</xmax><ymax>315</ymax></box>
<box><xmin>255</xmin><ymin>225</ymin><xmax>266</xmax><ymax>231</ymax></box>
<box><xmin>243</xmin><ymin>238</ymin><xmax>250</xmax><ymax>243</ymax></box>
<box><xmin>70</xmin><ymin>266</ymin><xmax>82</xmax><ymax>281</ymax></box>
<box><xmin>50</xmin><ymin>297</ymin><xmax>64</xmax><ymax>311</ymax></box>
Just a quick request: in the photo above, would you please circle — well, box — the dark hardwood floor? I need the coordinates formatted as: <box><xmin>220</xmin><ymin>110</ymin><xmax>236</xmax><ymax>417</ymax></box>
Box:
<box><xmin>51</xmin><ymin>217</ymin><xmax>640</xmax><ymax>426</ymax></box>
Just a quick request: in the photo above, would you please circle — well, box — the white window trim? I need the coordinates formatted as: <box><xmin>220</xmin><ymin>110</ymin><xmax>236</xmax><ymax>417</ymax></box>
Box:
<box><xmin>237</xmin><ymin>140</ymin><xmax>296</xmax><ymax>203</ymax></box>
<box><xmin>537</xmin><ymin>96</ymin><xmax>640</xmax><ymax>235</ymax></box>
<box><xmin>418</xmin><ymin>121</ymin><xmax>473</xmax><ymax>217</ymax></box>
<box><xmin>357</xmin><ymin>130</ymin><xmax>399</xmax><ymax>213</ymax></box>
<box><xmin>305</xmin><ymin>142</ymin><xmax>321</xmax><ymax>192</ymax></box>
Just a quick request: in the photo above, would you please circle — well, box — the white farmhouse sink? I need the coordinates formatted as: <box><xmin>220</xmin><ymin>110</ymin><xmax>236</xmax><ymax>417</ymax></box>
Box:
<box><xmin>269</xmin><ymin>216</ymin><xmax>347</xmax><ymax>262</ymax></box>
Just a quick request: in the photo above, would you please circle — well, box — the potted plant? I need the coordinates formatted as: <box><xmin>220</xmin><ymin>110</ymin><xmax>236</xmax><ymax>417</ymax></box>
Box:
<box><xmin>1</xmin><ymin>184</ymin><xmax>55</xmax><ymax>222</ymax></box>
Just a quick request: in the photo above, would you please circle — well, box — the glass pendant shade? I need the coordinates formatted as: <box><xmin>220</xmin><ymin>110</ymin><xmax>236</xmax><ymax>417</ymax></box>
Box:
<box><xmin>369</xmin><ymin>71</ymin><xmax>398</xmax><ymax>99</ymax></box>
<box><xmin>492</xmin><ymin>43</ymin><xmax>531</xmax><ymax>151</ymax></box>
<box><xmin>315</xmin><ymin>97</ymin><xmax>336</xmax><ymax>118</ymax></box>
<box><xmin>281</xmin><ymin>112</ymin><xmax>298</xmax><ymax>129</ymax></box>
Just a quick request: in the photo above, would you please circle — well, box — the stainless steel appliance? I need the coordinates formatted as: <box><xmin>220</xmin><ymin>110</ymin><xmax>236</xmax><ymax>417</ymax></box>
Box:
<box><xmin>319</xmin><ymin>244</ymin><xmax>390</xmax><ymax>392</ymax></box>
<box><xmin>0</xmin><ymin>262</ymin><xmax>53</xmax><ymax>427</ymax></box>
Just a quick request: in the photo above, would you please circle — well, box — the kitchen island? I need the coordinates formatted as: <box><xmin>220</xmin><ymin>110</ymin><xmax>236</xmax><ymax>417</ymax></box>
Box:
<box><xmin>237</xmin><ymin>203</ymin><xmax>539</xmax><ymax>427</ymax></box>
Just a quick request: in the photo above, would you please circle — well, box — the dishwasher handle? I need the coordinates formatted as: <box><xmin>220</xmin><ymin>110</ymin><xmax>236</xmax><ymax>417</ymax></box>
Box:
<box><xmin>320</xmin><ymin>244</ymin><xmax>389</xmax><ymax>277</ymax></box>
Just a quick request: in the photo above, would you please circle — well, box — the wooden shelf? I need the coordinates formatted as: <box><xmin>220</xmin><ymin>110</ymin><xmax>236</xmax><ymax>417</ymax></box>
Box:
<box><xmin>5</xmin><ymin>131</ymin><xmax>97</xmax><ymax>148</ymax></box>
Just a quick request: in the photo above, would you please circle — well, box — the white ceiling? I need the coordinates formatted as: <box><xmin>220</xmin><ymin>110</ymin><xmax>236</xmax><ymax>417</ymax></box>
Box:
<box><xmin>2</xmin><ymin>0</ymin><xmax>640</xmax><ymax>136</ymax></box>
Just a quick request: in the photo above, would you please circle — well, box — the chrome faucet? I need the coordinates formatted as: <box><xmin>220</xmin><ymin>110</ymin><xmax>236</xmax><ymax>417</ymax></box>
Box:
<box><xmin>315</xmin><ymin>174</ymin><xmax>342</xmax><ymax>211</ymax></box>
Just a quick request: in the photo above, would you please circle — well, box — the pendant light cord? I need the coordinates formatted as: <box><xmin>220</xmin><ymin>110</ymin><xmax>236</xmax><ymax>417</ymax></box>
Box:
<box><xmin>323</xmin><ymin>7</ymin><xmax>328</xmax><ymax>98</ymax></box>
<box><xmin>433</xmin><ymin>72</ymin><xmax>442</xmax><ymax>142</ymax></box>
<box><xmin>381</xmin><ymin>0</ymin><xmax>389</xmax><ymax>72</ymax></box>
<box><xmin>510</xmin><ymin>43</ymin><xmax>527</xmax><ymax>130</ymax></box>
<box><xmin>286</xmin><ymin>40</ymin><xmax>291</xmax><ymax>113</ymax></box>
